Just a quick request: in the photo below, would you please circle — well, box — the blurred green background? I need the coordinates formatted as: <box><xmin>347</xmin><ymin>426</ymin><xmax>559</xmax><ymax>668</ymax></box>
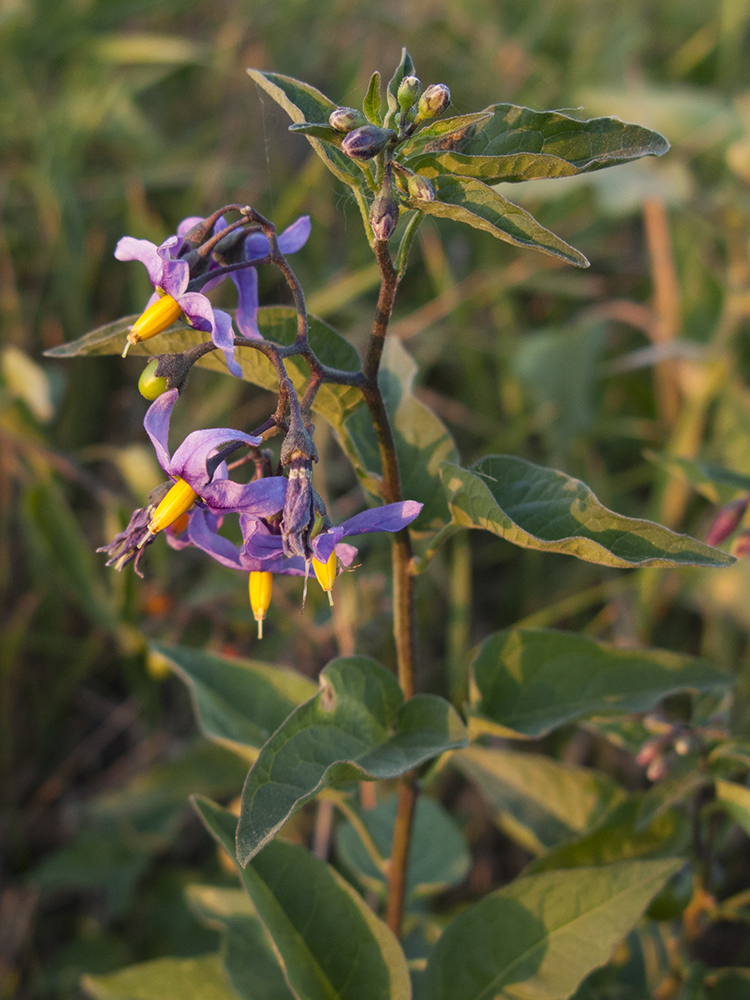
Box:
<box><xmin>5</xmin><ymin>0</ymin><xmax>750</xmax><ymax>996</ymax></box>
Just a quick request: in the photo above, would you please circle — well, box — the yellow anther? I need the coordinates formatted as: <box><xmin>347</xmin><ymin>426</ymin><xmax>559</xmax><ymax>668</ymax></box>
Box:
<box><xmin>249</xmin><ymin>571</ymin><xmax>273</xmax><ymax>639</ymax></box>
<box><xmin>123</xmin><ymin>294</ymin><xmax>183</xmax><ymax>357</ymax></box>
<box><xmin>313</xmin><ymin>549</ymin><xmax>337</xmax><ymax>606</ymax></box>
<box><xmin>144</xmin><ymin>478</ymin><xmax>198</xmax><ymax>541</ymax></box>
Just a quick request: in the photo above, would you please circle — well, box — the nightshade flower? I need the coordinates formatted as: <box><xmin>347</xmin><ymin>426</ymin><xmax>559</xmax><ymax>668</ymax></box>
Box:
<box><xmin>143</xmin><ymin>388</ymin><xmax>287</xmax><ymax>536</ymax></box>
<box><xmin>115</xmin><ymin>234</ymin><xmax>241</xmax><ymax>376</ymax></box>
<box><xmin>245</xmin><ymin>500</ymin><xmax>423</xmax><ymax>602</ymax></box>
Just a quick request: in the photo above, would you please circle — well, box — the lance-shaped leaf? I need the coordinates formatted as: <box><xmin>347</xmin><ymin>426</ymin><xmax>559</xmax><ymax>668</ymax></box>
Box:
<box><xmin>469</xmin><ymin>629</ymin><xmax>731</xmax><ymax>740</ymax></box>
<box><xmin>246</xmin><ymin>68</ymin><xmax>362</xmax><ymax>186</ymax></box>
<box><xmin>288</xmin><ymin>121</ymin><xmax>345</xmax><ymax>145</ymax></box>
<box><xmin>363</xmin><ymin>70</ymin><xmax>382</xmax><ymax>125</ymax></box>
<box><xmin>419</xmin><ymin>858</ymin><xmax>682</xmax><ymax>1000</ymax></box>
<box><xmin>340</xmin><ymin>338</ymin><xmax>458</xmax><ymax>528</ymax></box>
<box><xmin>408</xmin><ymin>175</ymin><xmax>589</xmax><ymax>267</ymax></box>
<box><xmin>187</xmin><ymin>885</ymin><xmax>295</xmax><ymax>1000</ymax></box>
<box><xmin>454</xmin><ymin>103</ymin><xmax>669</xmax><ymax>167</ymax></box>
<box><xmin>195</xmin><ymin>798</ymin><xmax>412</xmax><ymax>1000</ymax></box>
<box><xmin>385</xmin><ymin>47</ymin><xmax>415</xmax><ymax>127</ymax></box>
<box><xmin>406</xmin><ymin>148</ymin><xmax>602</xmax><ymax>184</ymax></box>
<box><xmin>149</xmin><ymin>641</ymin><xmax>316</xmax><ymax>754</ymax></box>
<box><xmin>45</xmin><ymin>306</ymin><xmax>364</xmax><ymax>431</ymax></box>
<box><xmin>236</xmin><ymin>655</ymin><xmax>467</xmax><ymax>865</ymax></box>
<box><xmin>336</xmin><ymin>794</ymin><xmax>471</xmax><ymax>898</ymax></box>
<box><xmin>82</xmin><ymin>955</ymin><xmax>236</xmax><ymax>1000</ymax></box>
<box><xmin>453</xmin><ymin>745</ymin><xmax>625</xmax><ymax>855</ymax></box>
<box><xmin>714</xmin><ymin>778</ymin><xmax>750</xmax><ymax>839</ymax></box>
<box><xmin>439</xmin><ymin>455</ymin><xmax>735</xmax><ymax>568</ymax></box>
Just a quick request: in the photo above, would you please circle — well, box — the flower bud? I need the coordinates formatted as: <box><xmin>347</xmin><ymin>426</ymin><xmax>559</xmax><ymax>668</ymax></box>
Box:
<box><xmin>329</xmin><ymin>106</ymin><xmax>367</xmax><ymax>133</ymax></box>
<box><xmin>407</xmin><ymin>173</ymin><xmax>436</xmax><ymax>201</ymax></box>
<box><xmin>397</xmin><ymin>75</ymin><xmax>422</xmax><ymax>112</ymax></box>
<box><xmin>370</xmin><ymin>188</ymin><xmax>400</xmax><ymax>241</ymax></box>
<box><xmin>706</xmin><ymin>495</ymin><xmax>750</xmax><ymax>546</ymax></box>
<box><xmin>416</xmin><ymin>83</ymin><xmax>451</xmax><ymax>122</ymax></box>
<box><xmin>341</xmin><ymin>125</ymin><xmax>396</xmax><ymax>160</ymax></box>
<box><xmin>138</xmin><ymin>358</ymin><xmax>169</xmax><ymax>400</ymax></box>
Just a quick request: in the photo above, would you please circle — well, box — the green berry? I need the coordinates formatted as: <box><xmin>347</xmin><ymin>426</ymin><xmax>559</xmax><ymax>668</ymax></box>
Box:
<box><xmin>138</xmin><ymin>358</ymin><xmax>168</xmax><ymax>400</ymax></box>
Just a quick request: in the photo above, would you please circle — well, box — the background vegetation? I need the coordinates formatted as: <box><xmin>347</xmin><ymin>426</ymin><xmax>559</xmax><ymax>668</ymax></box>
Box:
<box><xmin>5</xmin><ymin>0</ymin><xmax>750</xmax><ymax>996</ymax></box>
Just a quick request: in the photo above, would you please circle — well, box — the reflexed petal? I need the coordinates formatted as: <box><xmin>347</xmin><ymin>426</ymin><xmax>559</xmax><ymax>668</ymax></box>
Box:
<box><xmin>177</xmin><ymin>216</ymin><xmax>205</xmax><ymax>238</ymax></box>
<box><xmin>244</xmin><ymin>525</ymin><xmax>284</xmax><ymax>560</ymax></box>
<box><xmin>115</xmin><ymin>237</ymin><xmax>163</xmax><ymax>288</ymax></box>
<box><xmin>170</xmin><ymin>427</ymin><xmax>263</xmax><ymax>485</ymax></box>
<box><xmin>175</xmin><ymin>290</ymin><xmax>215</xmax><ymax>332</ymax></box>
<box><xmin>243</xmin><ymin>232</ymin><xmax>271</xmax><ymax>262</ymax></box>
<box><xmin>212</xmin><ymin>308</ymin><xmax>243</xmax><ymax>377</ymax></box>
<box><xmin>143</xmin><ymin>388</ymin><xmax>179</xmax><ymax>473</ymax></box>
<box><xmin>278</xmin><ymin>215</ymin><xmax>311</xmax><ymax>254</ymax></box>
<box><xmin>340</xmin><ymin>500</ymin><xmax>423</xmax><ymax>537</ymax></box>
<box><xmin>336</xmin><ymin>542</ymin><xmax>358</xmax><ymax>567</ymax></box>
<box><xmin>187</xmin><ymin>509</ymin><xmax>244</xmax><ymax>569</ymax></box>
<box><xmin>201</xmin><ymin>476</ymin><xmax>287</xmax><ymax>517</ymax></box>
<box><xmin>232</xmin><ymin>267</ymin><xmax>262</xmax><ymax>340</ymax></box>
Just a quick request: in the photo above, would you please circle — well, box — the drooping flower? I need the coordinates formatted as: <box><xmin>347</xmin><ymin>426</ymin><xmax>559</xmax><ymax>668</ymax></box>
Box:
<box><xmin>143</xmin><ymin>388</ymin><xmax>287</xmax><ymax>532</ymax></box>
<box><xmin>115</xmin><ymin>234</ymin><xmax>241</xmax><ymax>376</ymax></box>
<box><xmin>244</xmin><ymin>500</ymin><xmax>423</xmax><ymax>602</ymax></box>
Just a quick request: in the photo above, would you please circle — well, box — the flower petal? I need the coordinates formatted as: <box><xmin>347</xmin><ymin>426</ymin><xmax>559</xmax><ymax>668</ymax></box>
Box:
<box><xmin>341</xmin><ymin>500</ymin><xmax>423</xmax><ymax>537</ymax></box>
<box><xmin>232</xmin><ymin>267</ymin><xmax>262</xmax><ymax>340</ymax></box>
<box><xmin>186</xmin><ymin>508</ymin><xmax>244</xmax><ymax>569</ymax></box>
<box><xmin>213</xmin><ymin>308</ymin><xmax>243</xmax><ymax>377</ymax></box>
<box><xmin>169</xmin><ymin>427</ymin><xmax>263</xmax><ymax>485</ymax></box>
<box><xmin>143</xmin><ymin>388</ymin><xmax>179</xmax><ymax>473</ymax></box>
<box><xmin>278</xmin><ymin>215</ymin><xmax>311</xmax><ymax>254</ymax></box>
<box><xmin>311</xmin><ymin>526</ymin><xmax>345</xmax><ymax>563</ymax></box>
<box><xmin>156</xmin><ymin>237</ymin><xmax>189</xmax><ymax>296</ymax></box>
<box><xmin>177</xmin><ymin>290</ymin><xmax>216</xmax><ymax>333</ymax></box>
<box><xmin>115</xmin><ymin>237</ymin><xmax>163</xmax><ymax>288</ymax></box>
<box><xmin>201</xmin><ymin>476</ymin><xmax>287</xmax><ymax>517</ymax></box>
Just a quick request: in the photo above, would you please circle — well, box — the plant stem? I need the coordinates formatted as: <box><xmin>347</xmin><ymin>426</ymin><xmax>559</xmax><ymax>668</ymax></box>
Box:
<box><xmin>361</xmin><ymin>238</ymin><xmax>418</xmax><ymax>936</ymax></box>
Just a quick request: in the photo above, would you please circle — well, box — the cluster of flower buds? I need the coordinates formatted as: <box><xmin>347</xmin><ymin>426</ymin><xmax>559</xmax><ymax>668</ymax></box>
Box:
<box><xmin>324</xmin><ymin>63</ymin><xmax>450</xmax><ymax>242</ymax></box>
<box><xmin>636</xmin><ymin>716</ymin><xmax>696</xmax><ymax>782</ymax></box>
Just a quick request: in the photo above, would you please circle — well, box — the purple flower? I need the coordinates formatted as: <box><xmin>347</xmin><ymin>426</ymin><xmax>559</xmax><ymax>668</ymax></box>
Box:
<box><xmin>230</xmin><ymin>216</ymin><xmax>311</xmax><ymax>340</ymax></box>
<box><xmin>245</xmin><ymin>500</ymin><xmax>423</xmax><ymax>565</ymax></box>
<box><xmin>115</xmin><ymin>234</ymin><xmax>241</xmax><ymax>377</ymax></box>
<box><xmin>144</xmin><ymin>388</ymin><xmax>287</xmax><ymax>517</ymax></box>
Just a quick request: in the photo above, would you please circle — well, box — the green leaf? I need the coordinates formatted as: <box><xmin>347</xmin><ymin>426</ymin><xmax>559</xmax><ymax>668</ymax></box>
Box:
<box><xmin>45</xmin><ymin>306</ymin><xmax>364</xmax><ymax>432</ymax></box>
<box><xmin>453</xmin><ymin>745</ymin><xmax>624</xmax><ymax>855</ymax></box>
<box><xmin>336</xmin><ymin>794</ymin><xmax>470</xmax><ymax>898</ymax></box>
<box><xmin>363</xmin><ymin>70</ymin><xmax>382</xmax><ymax>125</ymax></box>
<box><xmin>187</xmin><ymin>885</ymin><xmax>295</xmax><ymax>1000</ymax></box>
<box><xmin>439</xmin><ymin>455</ymin><xmax>735</xmax><ymax>568</ymax></box>
<box><xmin>236</xmin><ymin>656</ymin><xmax>467</xmax><ymax>865</ymax></box>
<box><xmin>645</xmin><ymin>451</ymin><xmax>750</xmax><ymax>505</ymax></box>
<box><xmin>246</xmin><ymin>68</ymin><xmax>362</xmax><ymax>186</ymax></box>
<box><xmin>709</xmin><ymin>741</ymin><xmax>750</xmax><ymax>771</ymax></box>
<box><xmin>634</xmin><ymin>756</ymin><xmax>707</xmax><ymax>831</ymax></box>
<box><xmin>385</xmin><ymin>47</ymin><xmax>416</xmax><ymax>127</ymax></box>
<box><xmin>419</xmin><ymin>858</ymin><xmax>682</xmax><ymax>1000</ymax></box>
<box><xmin>340</xmin><ymin>338</ymin><xmax>459</xmax><ymax>528</ymax></box>
<box><xmin>469</xmin><ymin>628</ymin><xmax>731</xmax><ymax>740</ymax></box>
<box><xmin>149</xmin><ymin>641</ymin><xmax>316</xmax><ymax>754</ymax></box>
<box><xmin>455</xmin><ymin>103</ymin><xmax>669</xmax><ymax>168</ymax></box>
<box><xmin>82</xmin><ymin>954</ymin><xmax>236</xmax><ymax>1000</ymax></box>
<box><xmin>715</xmin><ymin>778</ymin><xmax>750</xmax><ymax>838</ymax></box>
<box><xmin>400</xmin><ymin>111</ymin><xmax>493</xmax><ymax>155</ymax></box>
<box><xmin>406</xmin><ymin>149</ymin><xmax>596</xmax><ymax>184</ymax></box>
<box><xmin>527</xmin><ymin>796</ymin><xmax>689</xmax><ymax>874</ymax></box>
<box><xmin>288</xmin><ymin>121</ymin><xmax>345</xmax><ymax>145</ymax></box>
<box><xmin>194</xmin><ymin>798</ymin><xmax>412</xmax><ymax>1000</ymax></box>
<box><xmin>408</xmin><ymin>175</ymin><xmax>589</xmax><ymax>266</ymax></box>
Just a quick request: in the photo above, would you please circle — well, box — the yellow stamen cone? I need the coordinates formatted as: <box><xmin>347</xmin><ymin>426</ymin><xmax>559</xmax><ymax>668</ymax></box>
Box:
<box><xmin>249</xmin><ymin>571</ymin><xmax>273</xmax><ymax>638</ymax></box>
<box><xmin>143</xmin><ymin>478</ymin><xmax>198</xmax><ymax>542</ymax></box>
<box><xmin>313</xmin><ymin>550</ymin><xmax>337</xmax><ymax>606</ymax></box>
<box><xmin>124</xmin><ymin>294</ymin><xmax>183</xmax><ymax>356</ymax></box>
